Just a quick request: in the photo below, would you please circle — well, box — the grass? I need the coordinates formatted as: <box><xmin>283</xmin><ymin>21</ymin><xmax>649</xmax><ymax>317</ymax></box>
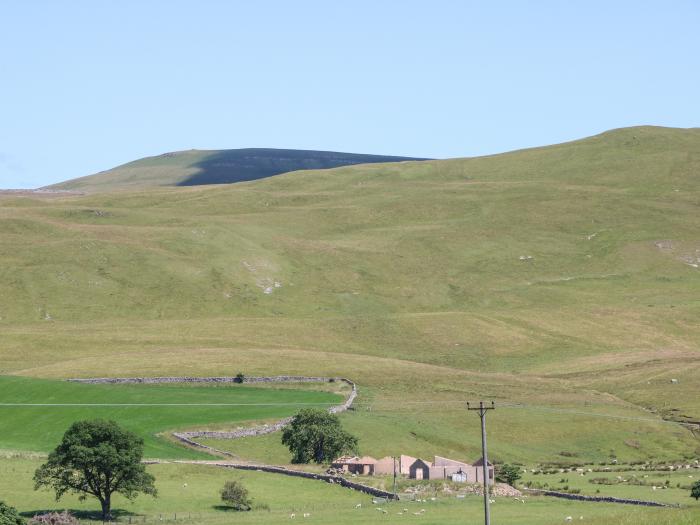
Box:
<box><xmin>1</xmin><ymin>456</ymin><xmax>699</xmax><ymax>524</ymax></box>
<box><xmin>2</xmin><ymin>126</ymin><xmax>700</xmax><ymax>522</ymax></box>
<box><xmin>0</xmin><ymin>376</ymin><xmax>340</xmax><ymax>459</ymax></box>
<box><xmin>521</xmin><ymin>467</ymin><xmax>700</xmax><ymax>506</ymax></box>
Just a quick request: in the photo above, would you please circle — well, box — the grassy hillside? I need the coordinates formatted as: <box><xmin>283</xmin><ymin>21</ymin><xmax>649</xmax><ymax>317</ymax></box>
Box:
<box><xmin>46</xmin><ymin>148</ymin><xmax>427</xmax><ymax>191</ymax></box>
<box><xmin>2</xmin><ymin>125</ymin><xmax>700</xmax><ymax>466</ymax></box>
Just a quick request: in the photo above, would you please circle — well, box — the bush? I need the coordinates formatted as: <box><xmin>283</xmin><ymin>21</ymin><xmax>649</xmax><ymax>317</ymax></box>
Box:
<box><xmin>0</xmin><ymin>502</ymin><xmax>25</xmax><ymax>525</ymax></box>
<box><xmin>235</xmin><ymin>372</ymin><xmax>245</xmax><ymax>383</ymax></box>
<box><xmin>495</xmin><ymin>464</ymin><xmax>522</xmax><ymax>486</ymax></box>
<box><xmin>28</xmin><ymin>512</ymin><xmax>78</xmax><ymax>525</ymax></box>
<box><xmin>691</xmin><ymin>480</ymin><xmax>700</xmax><ymax>501</ymax></box>
<box><xmin>221</xmin><ymin>480</ymin><xmax>252</xmax><ymax>511</ymax></box>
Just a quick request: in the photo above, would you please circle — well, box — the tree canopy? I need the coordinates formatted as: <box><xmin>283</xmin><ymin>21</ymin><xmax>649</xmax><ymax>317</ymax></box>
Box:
<box><xmin>281</xmin><ymin>409</ymin><xmax>358</xmax><ymax>464</ymax></box>
<box><xmin>34</xmin><ymin>419</ymin><xmax>157</xmax><ymax>520</ymax></box>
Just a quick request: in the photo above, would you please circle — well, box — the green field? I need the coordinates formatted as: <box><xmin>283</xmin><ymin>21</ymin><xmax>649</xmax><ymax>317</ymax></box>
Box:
<box><xmin>521</xmin><ymin>466</ymin><xmax>700</xmax><ymax>506</ymax></box>
<box><xmin>0</xmin><ymin>376</ymin><xmax>340</xmax><ymax>459</ymax></box>
<box><xmin>1</xmin><ymin>456</ymin><xmax>698</xmax><ymax>524</ymax></box>
<box><xmin>2</xmin><ymin>126</ymin><xmax>700</xmax><ymax>522</ymax></box>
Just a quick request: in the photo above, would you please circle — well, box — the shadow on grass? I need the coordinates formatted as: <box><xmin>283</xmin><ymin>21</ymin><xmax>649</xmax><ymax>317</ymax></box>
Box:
<box><xmin>20</xmin><ymin>509</ymin><xmax>137</xmax><ymax>521</ymax></box>
<box><xmin>212</xmin><ymin>505</ymin><xmax>250</xmax><ymax>512</ymax></box>
<box><xmin>178</xmin><ymin>149</ymin><xmax>429</xmax><ymax>186</ymax></box>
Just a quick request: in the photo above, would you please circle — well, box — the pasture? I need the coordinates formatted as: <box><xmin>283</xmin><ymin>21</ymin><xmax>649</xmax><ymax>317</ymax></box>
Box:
<box><xmin>1</xmin><ymin>456</ymin><xmax>699</xmax><ymax>524</ymax></box>
<box><xmin>2</xmin><ymin>127</ymin><xmax>700</xmax><ymax>523</ymax></box>
<box><xmin>0</xmin><ymin>376</ymin><xmax>341</xmax><ymax>459</ymax></box>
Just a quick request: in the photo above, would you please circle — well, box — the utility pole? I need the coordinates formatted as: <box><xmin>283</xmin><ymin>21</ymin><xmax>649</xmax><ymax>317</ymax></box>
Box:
<box><xmin>392</xmin><ymin>455</ymin><xmax>397</xmax><ymax>499</ymax></box>
<box><xmin>467</xmin><ymin>401</ymin><xmax>495</xmax><ymax>525</ymax></box>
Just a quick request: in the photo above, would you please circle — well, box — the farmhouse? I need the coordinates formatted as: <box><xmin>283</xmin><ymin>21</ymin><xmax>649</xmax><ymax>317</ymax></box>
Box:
<box><xmin>413</xmin><ymin>455</ymin><xmax>494</xmax><ymax>484</ymax></box>
<box><xmin>332</xmin><ymin>454</ymin><xmax>494</xmax><ymax>484</ymax></box>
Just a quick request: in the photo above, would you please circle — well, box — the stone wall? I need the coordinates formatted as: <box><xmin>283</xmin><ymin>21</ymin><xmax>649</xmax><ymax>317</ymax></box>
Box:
<box><xmin>212</xmin><ymin>462</ymin><xmax>398</xmax><ymax>500</ymax></box>
<box><xmin>66</xmin><ymin>375</ymin><xmax>386</xmax><ymax>498</ymax></box>
<box><xmin>67</xmin><ymin>375</ymin><xmax>357</xmax><ymax>453</ymax></box>
<box><xmin>522</xmin><ymin>488</ymin><xmax>674</xmax><ymax>507</ymax></box>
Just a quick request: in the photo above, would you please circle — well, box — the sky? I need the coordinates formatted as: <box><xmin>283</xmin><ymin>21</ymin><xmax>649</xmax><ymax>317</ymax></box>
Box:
<box><xmin>1</xmin><ymin>1</ymin><xmax>699</xmax><ymax>188</ymax></box>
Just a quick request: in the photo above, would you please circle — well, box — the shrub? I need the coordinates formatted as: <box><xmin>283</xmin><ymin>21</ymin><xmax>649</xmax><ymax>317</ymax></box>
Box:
<box><xmin>0</xmin><ymin>502</ymin><xmax>25</xmax><ymax>525</ymax></box>
<box><xmin>495</xmin><ymin>464</ymin><xmax>522</xmax><ymax>486</ymax></box>
<box><xmin>691</xmin><ymin>480</ymin><xmax>700</xmax><ymax>501</ymax></box>
<box><xmin>235</xmin><ymin>372</ymin><xmax>245</xmax><ymax>383</ymax></box>
<box><xmin>221</xmin><ymin>480</ymin><xmax>252</xmax><ymax>511</ymax></box>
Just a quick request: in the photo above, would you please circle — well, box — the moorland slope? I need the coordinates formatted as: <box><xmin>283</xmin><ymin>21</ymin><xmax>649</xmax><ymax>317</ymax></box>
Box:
<box><xmin>3</xmin><ymin>125</ymin><xmax>700</xmax><ymax>464</ymax></box>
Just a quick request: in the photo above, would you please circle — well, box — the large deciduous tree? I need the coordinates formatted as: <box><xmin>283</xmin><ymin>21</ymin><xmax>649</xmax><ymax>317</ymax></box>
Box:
<box><xmin>33</xmin><ymin>420</ymin><xmax>157</xmax><ymax>520</ymax></box>
<box><xmin>281</xmin><ymin>409</ymin><xmax>358</xmax><ymax>464</ymax></box>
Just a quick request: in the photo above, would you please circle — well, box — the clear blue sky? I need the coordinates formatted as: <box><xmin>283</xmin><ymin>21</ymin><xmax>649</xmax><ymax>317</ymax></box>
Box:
<box><xmin>1</xmin><ymin>1</ymin><xmax>699</xmax><ymax>188</ymax></box>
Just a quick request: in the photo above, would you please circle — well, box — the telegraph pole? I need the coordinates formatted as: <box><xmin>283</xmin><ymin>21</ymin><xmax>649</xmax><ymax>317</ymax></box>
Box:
<box><xmin>467</xmin><ymin>401</ymin><xmax>495</xmax><ymax>525</ymax></box>
<box><xmin>392</xmin><ymin>456</ymin><xmax>397</xmax><ymax>499</ymax></box>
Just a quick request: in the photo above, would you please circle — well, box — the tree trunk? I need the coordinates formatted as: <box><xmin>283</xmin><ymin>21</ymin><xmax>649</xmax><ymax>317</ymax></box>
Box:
<box><xmin>101</xmin><ymin>495</ymin><xmax>112</xmax><ymax>521</ymax></box>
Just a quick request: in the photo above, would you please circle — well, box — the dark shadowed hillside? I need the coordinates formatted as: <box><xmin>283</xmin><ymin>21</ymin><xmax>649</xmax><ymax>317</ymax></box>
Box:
<box><xmin>47</xmin><ymin>148</ymin><xmax>429</xmax><ymax>191</ymax></box>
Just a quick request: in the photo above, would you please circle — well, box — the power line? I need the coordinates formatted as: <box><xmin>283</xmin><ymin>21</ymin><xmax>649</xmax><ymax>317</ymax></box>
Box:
<box><xmin>20</xmin><ymin>402</ymin><xmax>338</xmax><ymax>408</ymax></box>
<box><xmin>352</xmin><ymin>401</ymin><xmax>696</xmax><ymax>427</ymax></box>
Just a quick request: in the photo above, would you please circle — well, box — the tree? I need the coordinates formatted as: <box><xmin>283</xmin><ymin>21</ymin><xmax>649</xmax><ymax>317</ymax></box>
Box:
<box><xmin>0</xmin><ymin>502</ymin><xmax>25</xmax><ymax>525</ymax></box>
<box><xmin>220</xmin><ymin>480</ymin><xmax>252</xmax><ymax>510</ymax></box>
<box><xmin>691</xmin><ymin>480</ymin><xmax>700</xmax><ymax>501</ymax></box>
<box><xmin>34</xmin><ymin>420</ymin><xmax>157</xmax><ymax>520</ymax></box>
<box><xmin>495</xmin><ymin>464</ymin><xmax>522</xmax><ymax>486</ymax></box>
<box><xmin>281</xmin><ymin>409</ymin><xmax>358</xmax><ymax>464</ymax></box>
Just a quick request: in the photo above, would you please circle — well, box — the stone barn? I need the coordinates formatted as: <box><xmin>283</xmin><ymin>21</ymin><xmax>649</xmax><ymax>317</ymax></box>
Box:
<box><xmin>409</xmin><ymin>458</ymin><xmax>432</xmax><ymax>480</ymax></box>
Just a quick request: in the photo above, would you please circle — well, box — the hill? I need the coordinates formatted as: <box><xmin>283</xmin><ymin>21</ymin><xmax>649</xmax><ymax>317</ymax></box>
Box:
<box><xmin>46</xmin><ymin>148</ymin><xmax>429</xmax><ymax>191</ymax></box>
<box><xmin>2</xmin><ymin>125</ymin><xmax>700</xmax><ymax>465</ymax></box>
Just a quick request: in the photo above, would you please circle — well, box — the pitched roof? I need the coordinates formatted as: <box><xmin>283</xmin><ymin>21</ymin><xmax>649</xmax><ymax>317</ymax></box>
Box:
<box><xmin>472</xmin><ymin>457</ymin><xmax>493</xmax><ymax>466</ymax></box>
<box><xmin>433</xmin><ymin>455</ymin><xmax>471</xmax><ymax>468</ymax></box>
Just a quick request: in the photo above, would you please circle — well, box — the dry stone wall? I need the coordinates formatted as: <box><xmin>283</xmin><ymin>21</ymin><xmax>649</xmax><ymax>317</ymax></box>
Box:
<box><xmin>65</xmin><ymin>375</ymin><xmax>385</xmax><ymax>497</ymax></box>
<box><xmin>523</xmin><ymin>488</ymin><xmax>674</xmax><ymax>507</ymax></box>
<box><xmin>212</xmin><ymin>462</ymin><xmax>398</xmax><ymax>500</ymax></box>
<box><xmin>67</xmin><ymin>375</ymin><xmax>357</xmax><ymax>453</ymax></box>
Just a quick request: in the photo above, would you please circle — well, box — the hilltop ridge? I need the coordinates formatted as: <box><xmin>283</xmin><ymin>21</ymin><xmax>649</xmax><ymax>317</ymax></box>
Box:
<box><xmin>46</xmin><ymin>148</ymin><xmax>429</xmax><ymax>192</ymax></box>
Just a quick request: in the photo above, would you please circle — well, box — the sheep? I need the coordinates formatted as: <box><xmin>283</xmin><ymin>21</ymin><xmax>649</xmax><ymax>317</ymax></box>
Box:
<box><xmin>289</xmin><ymin>514</ymin><xmax>296</xmax><ymax>519</ymax></box>
<box><xmin>565</xmin><ymin>517</ymin><xmax>573</xmax><ymax>523</ymax></box>
<box><xmin>303</xmin><ymin>513</ymin><xmax>310</xmax><ymax>518</ymax></box>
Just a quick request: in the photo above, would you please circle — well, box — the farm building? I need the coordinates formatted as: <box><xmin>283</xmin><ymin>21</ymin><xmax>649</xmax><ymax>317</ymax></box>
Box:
<box><xmin>374</xmin><ymin>455</ymin><xmax>417</xmax><ymax>475</ymax></box>
<box><xmin>331</xmin><ymin>454</ymin><xmax>494</xmax><ymax>484</ymax></box>
<box><xmin>408</xmin><ymin>456</ymin><xmax>494</xmax><ymax>484</ymax></box>
<box><xmin>409</xmin><ymin>458</ymin><xmax>432</xmax><ymax>480</ymax></box>
<box><xmin>331</xmin><ymin>455</ymin><xmax>377</xmax><ymax>475</ymax></box>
